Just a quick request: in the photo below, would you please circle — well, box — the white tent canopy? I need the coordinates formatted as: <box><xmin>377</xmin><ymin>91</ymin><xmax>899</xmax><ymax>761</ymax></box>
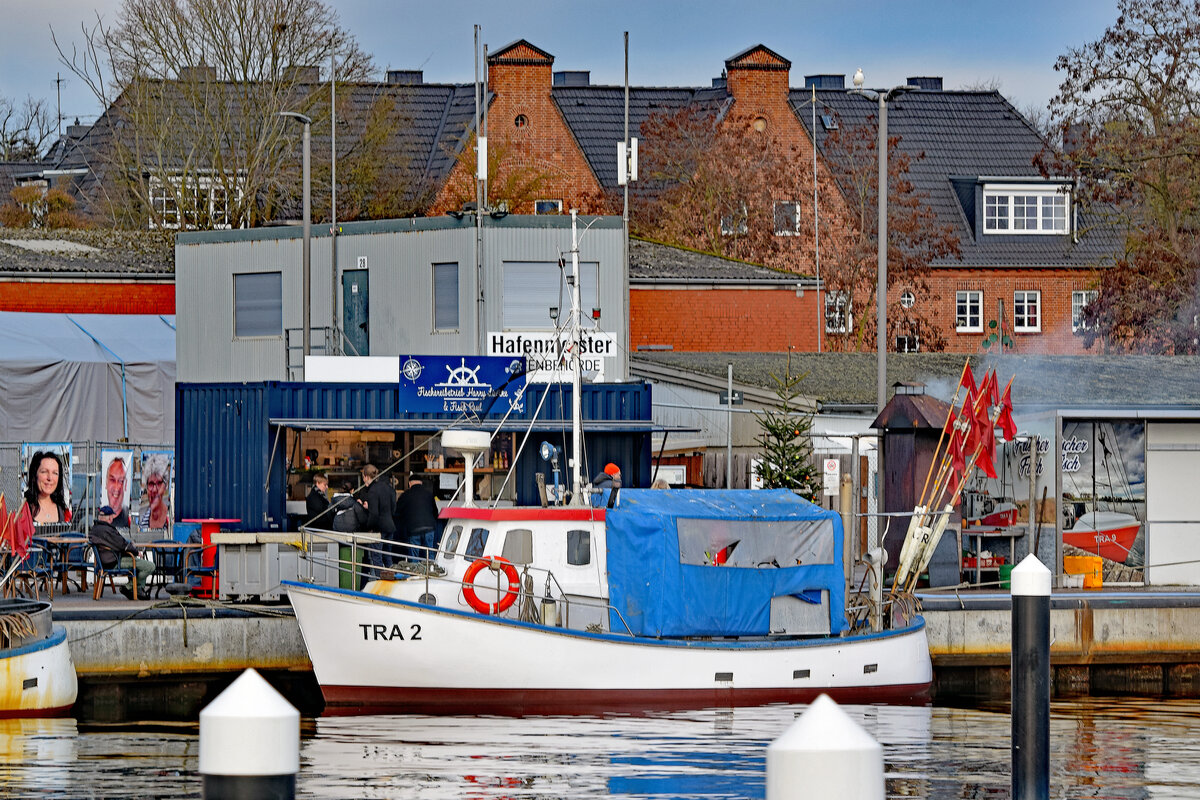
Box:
<box><xmin>0</xmin><ymin>312</ymin><xmax>176</xmax><ymax>444</ymax></box>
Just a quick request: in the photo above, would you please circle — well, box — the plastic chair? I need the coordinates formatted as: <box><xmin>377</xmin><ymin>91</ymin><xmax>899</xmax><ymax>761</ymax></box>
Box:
<box><xmin>183</xmin><ymin>544</ymin><xmax>219</xmax><ymax>598</ymax></box>
<box><xmin>88</xmin><ymin>543</ymin><xmax>138</xmax><ymax>600</ymax></box>
<box><xmin>13</xmin><ymin>545</ymin><xmax>54</xmax><ymax>600</ymax></box>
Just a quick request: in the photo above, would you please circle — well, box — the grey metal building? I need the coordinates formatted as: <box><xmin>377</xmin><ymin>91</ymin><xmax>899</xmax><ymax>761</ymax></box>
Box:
<box><xmin>174</xmin><ymin>214</ymin><xmax>627</xmax><ymax>382</ymax></box>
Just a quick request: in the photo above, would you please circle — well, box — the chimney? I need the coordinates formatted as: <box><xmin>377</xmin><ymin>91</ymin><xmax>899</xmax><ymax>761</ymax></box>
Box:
<box><xmin>387</xmin><ymin>69</ymin><xmax>423</xmax><ymax>85</ymax></box>
<box><xmin>552</xmin><ymin>70</ymin><xmax>590</xmax><ymax>87</ymax></box>
<box><xmin>906</xmin><ymin>76</ymin><xmax>943</xmax><ymax>91</ymax></box>
<box><xmin>284</xmin><ymin>65</ymin><xmax>320</xmax><ymax>83</ymax></box>
<box><xmin>804</xmin><ymin>74</ymin><xmax>845</xmax><ymax>90</ymax></box>
<box><xmin>65</xmin><ymin>123</ymin><xmax>89</xmax><ymax>140</ymax></box>
<box><xmin>711</xmin><ymin>75</ymin><xmax>727</xmax><ymax>89</ymax></box>
<box><xmin>178</xmin><ymin>65</ymin><xmax>217</xmax><ymax>82</ymax></box>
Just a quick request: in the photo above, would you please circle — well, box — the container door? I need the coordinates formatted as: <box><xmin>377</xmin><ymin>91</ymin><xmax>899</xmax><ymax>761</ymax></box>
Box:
<box><xmin>342</xmin><ymin>269</ymin><xmax>369</xmax><ymax>356</ymax></box>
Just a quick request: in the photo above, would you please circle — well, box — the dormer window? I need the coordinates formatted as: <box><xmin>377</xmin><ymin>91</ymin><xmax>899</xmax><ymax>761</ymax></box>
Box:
<box><xmin>982</xmin><ymin>184</ymin><xmax>1069</xmax><ymax>234</ymax></box>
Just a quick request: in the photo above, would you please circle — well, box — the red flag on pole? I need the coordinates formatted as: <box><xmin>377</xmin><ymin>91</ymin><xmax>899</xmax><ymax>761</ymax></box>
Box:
<box><xmin>999</xmin><ymin>383</ymin><xmax>1018</xmax><ymax>441</ymax></box>
<box><xmin>981</xmin><ymin>369</ymin><xmax>999</xmax><ymax>408</ymax></box>
<box><xmin>961</xmin><ymin>362</ymin><xmax>977</xmax><ymax>398</ymax></box>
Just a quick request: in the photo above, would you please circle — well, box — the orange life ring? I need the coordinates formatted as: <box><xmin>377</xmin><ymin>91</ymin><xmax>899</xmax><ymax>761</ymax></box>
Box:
<box><xmin>462</xmin><ymin>556</ymin><xmax>521</xmax><ymax>615</ymax></box>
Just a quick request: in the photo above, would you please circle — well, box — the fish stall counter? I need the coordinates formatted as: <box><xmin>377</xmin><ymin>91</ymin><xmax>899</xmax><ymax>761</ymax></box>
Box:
<box><xmin>212</xmin><ymin>530</ymin><xmax>381</xmax><ymax>601</ymax></box>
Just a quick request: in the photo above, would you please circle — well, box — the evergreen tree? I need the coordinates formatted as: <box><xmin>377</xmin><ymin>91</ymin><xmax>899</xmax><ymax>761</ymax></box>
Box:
<box><xmin>753</xmin><ymin>355</ymin><xmax>821</xmax><ymax>498</ymax></box>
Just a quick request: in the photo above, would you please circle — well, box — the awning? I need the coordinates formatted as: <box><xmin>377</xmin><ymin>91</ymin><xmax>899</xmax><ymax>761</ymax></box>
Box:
<box><xmin>268</xmin><ymin>417</ymin><xmax>698</xmax><ymax>434</ymax></box>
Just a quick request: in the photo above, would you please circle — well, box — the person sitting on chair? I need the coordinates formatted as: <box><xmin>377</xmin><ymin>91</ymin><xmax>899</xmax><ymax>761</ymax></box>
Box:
<box><xmin>89</xmin><ymin>505</ymin><xmax>154</xmax><ymax>599</ymax></box>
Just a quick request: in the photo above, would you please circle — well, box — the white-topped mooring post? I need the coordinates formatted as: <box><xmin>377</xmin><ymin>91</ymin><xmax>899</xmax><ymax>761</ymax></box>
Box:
<box><xmin>199</xmin><ymin>668</ymin><xmax>299</xmax><ymax>800</ymax></box>
<box><xmin>1011</xmin><ymin>554</ymin><xmax>1051</xmax><ymax>800</ymax></box>
<box><xmin>766</xmin><ymin>694</ymin><xmax>883</xmax><ymax>800</ymax></box>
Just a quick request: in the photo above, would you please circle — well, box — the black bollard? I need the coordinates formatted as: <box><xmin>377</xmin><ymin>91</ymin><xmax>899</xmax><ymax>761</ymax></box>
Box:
<box><xmin>1011</xmin><ymin>554</ymin><xmax>1051</xmax><ymax>800</ymax></box>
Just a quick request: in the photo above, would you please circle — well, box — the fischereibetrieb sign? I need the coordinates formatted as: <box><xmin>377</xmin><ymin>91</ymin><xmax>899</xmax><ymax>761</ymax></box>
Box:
<box><xmin>398</xmin><ymin>355</ymin><xmax>526</xmax><ymax>415</ymax></box>
<box><xmin>487</xmin><ymin>331</ymin><xmax>616</xmax><ymax>383</ymax></box>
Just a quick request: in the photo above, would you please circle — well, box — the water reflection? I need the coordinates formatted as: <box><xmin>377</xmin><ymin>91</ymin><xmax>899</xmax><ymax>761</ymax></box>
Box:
<box><xmin>2</xmin><ymin>700</ymin><xmax>1200</xmax><ymax>798</ymax></box>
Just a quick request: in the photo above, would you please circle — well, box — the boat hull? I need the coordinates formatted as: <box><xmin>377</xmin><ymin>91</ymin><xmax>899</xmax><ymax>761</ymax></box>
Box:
<box><xmin>0</xmin><ymin>627</ymin><xmax>79</xmax><ymax>718</ymax></box>
<box><xmin>286</xmin><ymin>582</ymin><xmax>933</xmax><ymax>716</ymax></box>
<box><xmin>1064</xmin><ymin>512</ymin><xmax>1141</xmax><ymax>563</ymax></box>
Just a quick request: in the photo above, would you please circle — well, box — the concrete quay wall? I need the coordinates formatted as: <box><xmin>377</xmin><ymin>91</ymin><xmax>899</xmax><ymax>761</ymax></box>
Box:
<box><xmin>922</xmin><ymin>591</ymin><xmax>1200</xmax><ymax>698</ymax></box>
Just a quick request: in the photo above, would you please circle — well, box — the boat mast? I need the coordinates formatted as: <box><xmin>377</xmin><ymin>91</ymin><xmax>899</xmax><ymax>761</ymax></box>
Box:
<box><xmin>569</xmin><ymin>209</ymin><xmax>584</xmax><ymax>504</ymax></box>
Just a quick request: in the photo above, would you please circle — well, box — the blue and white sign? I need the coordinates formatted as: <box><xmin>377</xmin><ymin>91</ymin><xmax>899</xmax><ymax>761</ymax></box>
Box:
<box><xmin>399</xmin><ymin>356</ymin><xmax>527</xmax><ymax>415</ymax></box>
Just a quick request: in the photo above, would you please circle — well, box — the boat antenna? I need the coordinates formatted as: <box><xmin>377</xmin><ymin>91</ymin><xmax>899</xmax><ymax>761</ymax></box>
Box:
<box><xmin>569</xmin><ymin>209</ymin><xmax>585</xmax><ymax>504</ymax></box>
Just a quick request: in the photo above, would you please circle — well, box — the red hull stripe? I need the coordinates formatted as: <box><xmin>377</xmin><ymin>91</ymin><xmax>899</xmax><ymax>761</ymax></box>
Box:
<box><xmin>1063</xmin><ymin>525</ymin><xmax>1140</xmax><ymax>564</ymax></box>
<box><xmin>0</xmin><ymin>703</ymin><xmax>74</xmax><ymax>720</ymax></box>
<box><xmin>319</xmin><ymin>683</ymin><xmax>932</xmax><ymax>716</ymax></box>
<box><xmin>439</xmin><ymin>506</ymin><xmax>606</xmax><ymax>522</ymax></box>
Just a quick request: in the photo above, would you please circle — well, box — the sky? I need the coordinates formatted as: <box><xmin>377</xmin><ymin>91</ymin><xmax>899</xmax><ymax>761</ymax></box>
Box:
<box><xmin>3</xmin><ymin>0</ymin><xmax>1121</xmax><ymax>129</ymax></box>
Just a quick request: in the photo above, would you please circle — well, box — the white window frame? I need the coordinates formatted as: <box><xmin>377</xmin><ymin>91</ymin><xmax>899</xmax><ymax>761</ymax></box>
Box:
<box><xmin>148</xmin><ymin>172</ymin><xmax>242</xmax><ymax>230</ymax></box>
<box><xmin>824</xmin><ymin>291</ymin><xmax>851</xmax><ymax>334</ymax></box>
<box><xmin>982</xmin><ymin>183</ymin><xmax>1070</xmax><ymax>234</ymax></box>
<box><xmin>956</xmin><ymin>290</ymin><xmax>982</xmax><ymax>333</ymax></box>
<box><xmin>534</xmin><ymin>199</ymin><xmax>562</xmax><ymax>215</ymax></box>
<box><xmin>1014</xmin><ymin>290</ymin><xmax>1042</xmax><ymax>333</ymax></box>
<box><xmin>720</xmin><ymin>202</ymin><xmax>748</xmax><ymax>236</ymax></box>
<box><xmin>1072</xmin><ymin>290</ymin><xmax>1097</xmax><ymax>333</ymax></box>
<box><xmin>773</xmin><ymin>200</ymin><xmax>801</xmax><ymax>236</ymax></box>
<box><xmin>895</xmin><ymin>335</ymin><xmax>919</xmax><ymax>353</ymax></box>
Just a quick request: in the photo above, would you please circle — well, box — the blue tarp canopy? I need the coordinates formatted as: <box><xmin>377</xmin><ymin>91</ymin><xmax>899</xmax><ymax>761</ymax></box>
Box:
<box><xmin>606</xmin><ymin>489</ymin><xmax>847</xmax><ymax>638</ymax></box>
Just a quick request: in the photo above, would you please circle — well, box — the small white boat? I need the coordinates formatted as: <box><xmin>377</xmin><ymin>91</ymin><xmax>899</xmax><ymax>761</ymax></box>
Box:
<box><xmin>287</xmin><ymin>489</ymin><xmax>932</xmax><ymax>715</ymax></box>
<box><xmin>0</xmin><ymin>598</ymin><xmax>78</xmax><ymax>718</ymax></box>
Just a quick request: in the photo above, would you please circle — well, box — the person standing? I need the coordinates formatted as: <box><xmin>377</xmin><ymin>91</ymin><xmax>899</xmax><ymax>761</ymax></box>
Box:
<box><xmin>89</xmin><ymin>505</ymin><xmax>155</xmax><ymax>599</ymax></box>
<box><xmin>396</xmin><ymin>476</ymin><xmax>440</xmax><ymax>560</ymax></box>
<box><xmin>305</xmin><ymin>473</ymin><xmax>331</xmax><ymax>526</ymax></box>
<box><xmin>361</xmin><ymin>464</ymin><xmax>397</xmax><ymax>574</ymax></box>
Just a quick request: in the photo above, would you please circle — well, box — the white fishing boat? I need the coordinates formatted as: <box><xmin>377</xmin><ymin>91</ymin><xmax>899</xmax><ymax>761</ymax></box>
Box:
<box><xmin>285</xmin><ymin>211</ymin><xmax>931</xmax><ymax>715</ymax></box>
<box><xmin>0</xmin><ymin>598</ymin><xmax>78</xmax><ymax>718</ymax></box>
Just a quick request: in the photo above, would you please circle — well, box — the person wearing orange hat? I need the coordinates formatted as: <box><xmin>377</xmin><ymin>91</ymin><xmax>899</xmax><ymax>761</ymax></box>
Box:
<box><xmin>591</xmin><ymin>462</ymin><xmax>622</xmax><ymax>508</ymax></box>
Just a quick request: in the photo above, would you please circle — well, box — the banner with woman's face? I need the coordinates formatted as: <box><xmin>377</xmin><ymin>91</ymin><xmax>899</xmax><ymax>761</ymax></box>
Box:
<box><xmin>139</xmin><ymin>450</ymin><xmax>174</xmax><ymax>530</ymax></box>
<box><xmin>21</xmin><ymin>442</ymin><xmax>72</xmax><ymax>509</ymax></box>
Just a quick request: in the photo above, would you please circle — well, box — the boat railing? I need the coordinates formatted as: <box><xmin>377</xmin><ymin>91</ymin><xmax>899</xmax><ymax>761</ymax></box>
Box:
<box><xmin>294</xmin><ymin>526</ymin><xmax>638</xmax><ymax>636</ymax></box>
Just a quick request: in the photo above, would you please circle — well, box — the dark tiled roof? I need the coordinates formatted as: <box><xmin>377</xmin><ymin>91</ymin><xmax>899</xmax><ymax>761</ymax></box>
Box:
<box><xmin>0</xmin><ymin>161</ymin><xmax>44</xmax><ymax>194</ymax></box>
<box><xmin>630</xmin><ymin>238</ymin><xmax>803</xmax><ymax>284</ymax></box>
<box><xmin>553</xmin><ymin>86</ymin><xmax>728</xmax><ymax>189</ymax></box>
<box><xmin>631</xmin><ymin>351</ymin><xmax>1200</xmax><ymax>408</ymax></box>
<box><xmin>792</xmin><ymin>88</ymin><xmax>1121</xmax><ymax>268</ymax></box>
<box><xmin>0</xmin><ymin>229</ymin><xmax>174</xmax><ymax>275</ymax></box>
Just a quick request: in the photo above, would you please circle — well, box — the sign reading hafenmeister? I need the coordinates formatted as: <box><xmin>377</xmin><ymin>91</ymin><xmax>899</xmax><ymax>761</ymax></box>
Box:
<box><xmin>398</xmin><ymin>355</ymin><xmax>526</xmax><ymax>415</ymax></box>
<box><xmin>488</xmin><ymin>330</ymin><xmax>616</xmax><ymax>383</ymax></box>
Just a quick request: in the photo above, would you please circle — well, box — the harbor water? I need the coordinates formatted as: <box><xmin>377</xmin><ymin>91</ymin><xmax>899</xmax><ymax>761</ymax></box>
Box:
<box><xmin>3</xmin><ymin>698</ymin><xmax>1200</xmax><ymax>798</ymax></box>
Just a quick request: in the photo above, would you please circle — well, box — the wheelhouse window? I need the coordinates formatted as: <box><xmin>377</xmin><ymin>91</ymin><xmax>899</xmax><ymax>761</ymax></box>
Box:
<box><xmin>1072</xmin><ymin>290</ymin><xmax>1097</xmax><ymax>333</ymax></box>
<box><xmin>465</xmin><ymin>527</ymin><xmax>490</xmax><ymax>559</ymax></box>
<box><xmin>432</xmin><ymin>262</ymin><xmax>459</xmax><ymax>331</ymax></box>
<box><xmin>567</xmin><ymin>529</ymin><xmax>591</xmax><ymax>566</ymax></box>
<box><xmin>824</xmin><ymin>291</ymin><xmax>850</xmax><ymax>334</ymax></box>
<box><xmin>501</xmin><ymin>529</ymin><xmax>533</xmax><ymax>565</ymax></box>
<box><xmin>442</xmin><ymin>525</ymin><xmax>463</xmax><ymax>557</ymax></box>
<box><xmin>233</xmin><ymin>272</ymin><xmax>282</xmax><ymax>337</ymax></box>
<box><xmin>773</xmin><ymin>200</ymin><xmax>801</xmax><ymax>235</ymax></box>
<box><xmin>982</xmin><ymin>184</ymin><xmax>1070</xmax><ymax>234</ymax></box>
<box><xmin>1014</xmin><ymin>291</ymin><xmax>1041</xmax><ymax>332</ymax></box>
<box><xmin>956</xmin><ymin>290</ymin><xmax>982</xmax><ymax>332</ymax></box>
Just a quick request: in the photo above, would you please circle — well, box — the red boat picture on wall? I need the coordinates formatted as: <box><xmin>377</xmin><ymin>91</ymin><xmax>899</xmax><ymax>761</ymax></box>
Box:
<box><xmin>1061</xmin><ymin>422</ymin><xmax>1145</xmax><ymax>566</ymax></box>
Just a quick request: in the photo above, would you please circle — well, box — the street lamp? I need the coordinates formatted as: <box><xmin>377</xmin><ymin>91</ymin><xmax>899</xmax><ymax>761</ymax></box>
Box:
<box><xmin>278</xmin><ymin>111</ymin><xmax>312</xmax><ymax>364</ymax></box>
<box><xmin>849</xmin><ymin>70</ymin><xmax>916</xmax><ymax>413</ymax></box>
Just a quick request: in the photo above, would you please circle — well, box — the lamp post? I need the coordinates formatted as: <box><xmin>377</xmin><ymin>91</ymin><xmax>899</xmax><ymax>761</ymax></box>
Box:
<box><xmin>279</xmin><ymin>111</ymin><xmax>313</xmax><ymax>364</ymax></box>
<box><xmin>849</xmin><ymin>70</ymin><xmax>916</xmax><ymax>413</ymax></box>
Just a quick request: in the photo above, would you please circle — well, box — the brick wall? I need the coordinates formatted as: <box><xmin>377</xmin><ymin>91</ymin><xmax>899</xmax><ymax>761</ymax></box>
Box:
<box><xmin>631</xmin><ymin>286</ymin><xmax>819</xmax><ymax>352</ymax></box>
<box><xmin>0</xmin><ymin>281</ymin><xmax>176</xmax><ymax>314</ymax></box>
<box><xmin>431</xmin><ymin>42</ymin><xmax>608</xmax><ymax>215</ymax></box>
<box><xmin>920</xmin><ymin>268</ymin><xmax>1102</xmax><ymax>355</ymax></box>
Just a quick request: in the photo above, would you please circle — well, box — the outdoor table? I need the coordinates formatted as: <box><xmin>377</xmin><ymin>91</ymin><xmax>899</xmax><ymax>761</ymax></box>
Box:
<box><xmin>33</xmin><ymin>535</ymin><xmax>88</xmax><ymax>594</ymax></box>
<box><xmin>180</xmin><ymin>518</ymin><xmax>240</xmax><ymax>598</ymax></box>
<box><xmin>140</xmin><ymin>541</ymin><xmax>203</xmax><ymax>597</ymax></box>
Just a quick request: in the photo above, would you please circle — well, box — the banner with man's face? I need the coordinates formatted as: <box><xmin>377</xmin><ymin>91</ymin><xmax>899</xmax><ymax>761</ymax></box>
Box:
<box><xmin>101</xmin><ymin>450</ymin><xmax>134</xmax><ymax>527</ymax></box>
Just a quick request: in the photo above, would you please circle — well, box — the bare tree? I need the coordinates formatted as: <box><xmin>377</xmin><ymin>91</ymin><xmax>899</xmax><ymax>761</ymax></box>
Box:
<box><xmin>0</xmin><ymin>95</ymin><xmax>55</xmax><ymax>160</ymax></box>
<box><xmin>51</xmin><ymin>0</ymin><xmax>397</xmax><ymax>228</ymax></box>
